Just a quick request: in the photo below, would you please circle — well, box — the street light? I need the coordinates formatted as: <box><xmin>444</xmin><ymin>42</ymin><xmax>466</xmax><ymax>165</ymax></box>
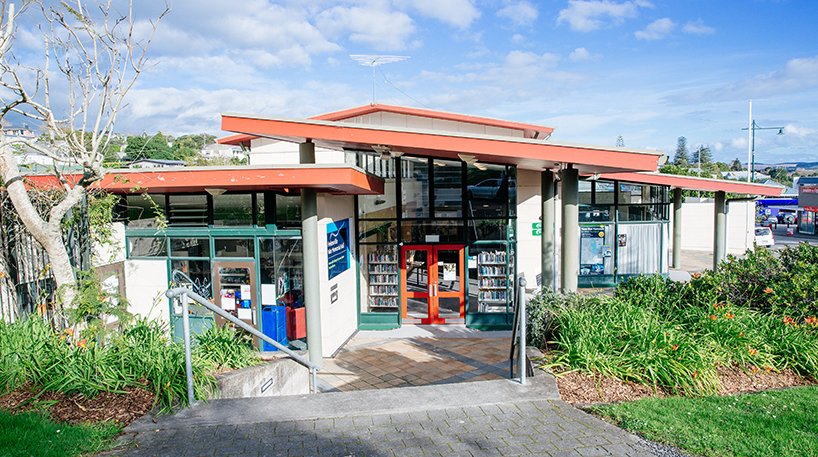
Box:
<box><xmin>742</xmin><ymin>100</ymin><xmax>784</xmax><ymax>183</ymax></box>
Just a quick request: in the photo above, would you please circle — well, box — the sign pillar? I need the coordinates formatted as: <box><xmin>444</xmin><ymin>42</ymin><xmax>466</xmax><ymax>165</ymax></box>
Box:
<box><xmin>672</xmin><ymin>188</ymin><xmax>683</xmax><ymax>269</ymax></box>
<box><xmin>713</xmin><ymin>191</ymin><xmax>726</xmax><ymax>271</ymax></box>
<box><xmin>541</xmin><ymin>170</ymin><xmax>556</xmax><ymax>292</ymax></box>
<box><xmin>561</xmin><ymin>166</ymin><xmax>579</xmax><ymax>293</ymax></box>
<box><xmin>300</xmin><ymin>141</ymin><xmax>323</xmax><ymax>367</ymax></box>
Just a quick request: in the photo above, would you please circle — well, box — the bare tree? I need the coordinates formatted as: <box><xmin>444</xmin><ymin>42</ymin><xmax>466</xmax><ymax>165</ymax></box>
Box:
<box><xmin>0</xmin><ymin>0</ymin><xmax>167</xmax><ymax>306</ymax></box>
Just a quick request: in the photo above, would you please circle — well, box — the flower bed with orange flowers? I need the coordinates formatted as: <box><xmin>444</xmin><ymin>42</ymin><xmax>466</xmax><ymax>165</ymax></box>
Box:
<box><xmin>528</xmin><ymin>243</ymin><xmax>818</xmax><ymax>399</ymax></box>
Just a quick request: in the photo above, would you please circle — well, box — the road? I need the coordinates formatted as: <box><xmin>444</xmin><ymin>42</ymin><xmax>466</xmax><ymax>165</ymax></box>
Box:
<box><xmin>767</xmin><ymin>224</ymin><xmax>818</xmax><ymax>250</ymax></box>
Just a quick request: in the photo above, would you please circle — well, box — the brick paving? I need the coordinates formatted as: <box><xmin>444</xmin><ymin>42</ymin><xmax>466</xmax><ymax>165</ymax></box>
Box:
<box><xmin>107</xmin><ymin>398</ymin><xmax>654</xmax><ymax>457</ymax></box>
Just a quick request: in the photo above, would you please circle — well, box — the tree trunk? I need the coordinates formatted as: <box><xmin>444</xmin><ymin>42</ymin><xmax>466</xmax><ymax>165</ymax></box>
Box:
<box><xmin>0</xmin><ymin>137</ymin><xmax>79</xmax><ymax>307</ymax></box>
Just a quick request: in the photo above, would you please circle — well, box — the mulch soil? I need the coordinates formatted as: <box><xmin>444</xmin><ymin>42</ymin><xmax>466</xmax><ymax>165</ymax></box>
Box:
<box><xmin>549</xmin><ymin>360</ymin><xmax>816</xmax><ymax>405</ymax></box>
<box><xmin>0</xmin><ymin>384</ymin><xmax>156</xmax><ymax>426</ymax></box>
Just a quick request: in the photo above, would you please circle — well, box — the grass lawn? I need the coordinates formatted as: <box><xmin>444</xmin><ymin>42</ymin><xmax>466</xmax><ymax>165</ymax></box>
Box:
<box><xmin>0</xmin><ymin>409</ymin><xmax>123</xmax><ymax>457</ymax></box>
<box><xmin>589</xmin><ymin>386</ymin><xmax>818</xmax><ymax>457</ymax></box>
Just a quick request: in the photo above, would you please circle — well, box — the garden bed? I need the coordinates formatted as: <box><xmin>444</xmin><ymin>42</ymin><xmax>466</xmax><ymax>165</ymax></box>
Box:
<box><xmin>548</xmin><ymin>362</ymin><xmax>816</xmax><ymax>405</ymax></box>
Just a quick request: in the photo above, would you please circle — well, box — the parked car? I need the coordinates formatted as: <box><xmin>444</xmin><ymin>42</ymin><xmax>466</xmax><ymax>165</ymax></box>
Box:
<box><xmin>760</xmin><ymin>216</ymin><xmax>778</xmax><ymax>227</ymax></box>
<box><xmin>467</xmin><ymin>179</ymin><xmax>515</xmax><ymax>200</ymax></box>
<box><xmin>754</xmin><ymin>226</ymin><xmax>775</xmax><ymax>247</ymax></box>
<box><xmin>781</xmin><ymin>214</ymin><xmax>796</xmax><ymax>224</ymax></box>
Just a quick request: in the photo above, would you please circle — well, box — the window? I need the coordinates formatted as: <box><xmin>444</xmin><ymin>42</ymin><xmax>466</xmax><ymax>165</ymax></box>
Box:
<box><xmin>126</xmin><ymin>194</ymin><xmax>165</xmax><ymax>228</ymax></box>
<box><xmin>213</xmin><ymin>194</ymin><xmax>253</xmax><ymax>227</ymax></box>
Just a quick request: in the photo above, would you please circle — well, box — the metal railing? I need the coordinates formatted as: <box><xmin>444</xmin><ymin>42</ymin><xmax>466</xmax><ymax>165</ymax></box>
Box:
<box><xmin>165</xmin><ymin>287</ymin><xmax>320</xmax><ymax>405</ymax></box>
<box><xmin>508</xmin><ymin>277</ymin><xmax>532</xmax><ymax>384</ymax></box>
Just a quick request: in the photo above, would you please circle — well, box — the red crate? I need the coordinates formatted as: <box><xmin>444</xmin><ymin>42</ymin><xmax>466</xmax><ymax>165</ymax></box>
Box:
<box><xmin>286</xmin><ymin>306</ymin><xmax>306</xmax><ymax>340</ymax></box>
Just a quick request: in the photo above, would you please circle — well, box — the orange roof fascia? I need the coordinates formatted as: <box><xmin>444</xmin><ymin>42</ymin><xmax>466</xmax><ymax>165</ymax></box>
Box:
<box><xmin>218</xmin><ymin>133</ymin><xmax>255</xmax><ymax>146</ymax></box>
<box><xmin>600</xmin><ymin>172</ymin><xmax>783</xmax><ymax>197</ymax></box>
<box><xmin>310</xmin><ymin>104</ymin><xmax>554</xmax><ymax>138</ymax></box>
<box><xmin>23</xmin><ymin>166</ymin><xmax>384</xmax><ymax>195</ymax></box>
<box><xmin>221</xmin><ymin>115</ymin><xmax>662</xmax><ymax>173</ymax></box>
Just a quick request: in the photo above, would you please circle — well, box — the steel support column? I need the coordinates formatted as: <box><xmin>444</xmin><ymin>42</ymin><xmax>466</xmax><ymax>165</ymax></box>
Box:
<box><xmin>300</xmin><ymin>141</ymin><xmax>323</xmax><ymax>367</ymax></box>
<box><xmin>713</xmin><ymin>191</ymin><xmax>726</xmax><ymax>271</ymax></box>
<box><xmin>673</xmin><ymin>188</ymin><xmax>683</xmax><ymax>269</ymax></box>
<box><xmin>541</xmin><ymin>170</ymin><xmax>556</xmax><ymax>292</ymax></box>
<box><xmin>560</xmin><ymin>167</ymin><xmax>579</xmax><ymax>293</ymax></box>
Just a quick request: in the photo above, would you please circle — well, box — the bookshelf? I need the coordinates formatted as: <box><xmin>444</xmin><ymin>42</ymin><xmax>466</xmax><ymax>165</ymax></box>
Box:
<box><xmin>477</xmin><ymin>250</ymin><xmax>508</xmax><ymax>313</ymax></box>
<box><xmin>367</xmin><ymin>246</ymin><xmax>399</xmax><ymax>311</ymax></box>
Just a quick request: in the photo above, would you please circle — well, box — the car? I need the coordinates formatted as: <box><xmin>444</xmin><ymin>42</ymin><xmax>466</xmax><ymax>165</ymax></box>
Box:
<box><xmin>760</xmin><ymin>216</ymin><xmax>778</xmax><ymax>227</ymax></box>
<box><xmin>467</xmin><ymin>179</ymin><xmax>516</xmax><ymax>200</ymax></box>
<box><xmin>754</xmin><ymin>226</ymin><xmax>775</xmax><ymax>247</ymax></box>
<box><xmin>781</xmin><ymin>214</ymin><xmax>796</xmax><ymax>224</ymax></box>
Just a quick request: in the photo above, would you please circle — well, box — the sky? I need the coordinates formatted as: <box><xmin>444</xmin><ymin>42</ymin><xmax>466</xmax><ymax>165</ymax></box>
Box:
<box><xmin>8</xmin><ymin>0</ymin><xmax>818</xmax><ymax>165</ymax></box>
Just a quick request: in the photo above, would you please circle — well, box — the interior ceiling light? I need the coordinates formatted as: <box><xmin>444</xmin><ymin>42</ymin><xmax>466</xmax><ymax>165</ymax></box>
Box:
<box><xmin>372</xmin><ymin>144</ymin><xmax>403</xmax><ymax>159</ymax></box>
<box><xmin>457</xmin><ymin>153</ymin><xmax>478</xmax><ymax>164</ymax></box>
<box><xmin>475</xmin><ymin>163</ymin><xmax>487</xmax><ymax>171</ymax></box>
<box><xmin>205</xmin><ymin>188</ymin><xmax>226</xmax><ymax>196</ymax></box>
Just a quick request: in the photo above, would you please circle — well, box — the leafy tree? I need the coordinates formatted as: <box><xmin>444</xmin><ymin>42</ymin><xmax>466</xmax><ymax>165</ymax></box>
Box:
<box><xmin>765</xmin><ymin>167</ymin><xmax>792</xmax><ymax>186</ymax></box>
<box><xmin>730</xmin><ymin>158</ymin><xmax>743</xmax><ymax>171</ymax></box>
<box><xmin>672</xmin><ymin>136</ymin><xmax>689</xmax><ymax>167</ymax></box>
<box><xmin>692</xmin><ymin>145</ymin><xmax>712</xmax><ymax>168</ymax></box>
<box><xmin>173</xmin><ymin>134</ymin><xmax>216</xmax><ymax>159</ymax></box>
<box><xmin>0</xmin><ymin>1</ymin><xmax>167</xmax><ymax>306</ymax></box>
<box><xmin>125</xmin><ymin>133</ymin><xmax>176</xmax><ymax>161</ymax></box>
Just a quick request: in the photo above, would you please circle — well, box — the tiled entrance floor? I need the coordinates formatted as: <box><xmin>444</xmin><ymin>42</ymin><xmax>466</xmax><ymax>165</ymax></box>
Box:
<box><xmin>318</xmin><ymin>332</ymin><xmax>513</xmax><ymax>392</ymax></box>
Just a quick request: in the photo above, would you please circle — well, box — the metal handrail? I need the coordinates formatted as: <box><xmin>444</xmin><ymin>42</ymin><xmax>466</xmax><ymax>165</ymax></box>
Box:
<box><xmin>508</xmin><ymin>277</ymin><xmax>531</xmax><ymax>384</ymax></box>
<box><xmin>165</xmin><ymin>287</ymin><xmax>320</xmax><ymax>405</ymax></box>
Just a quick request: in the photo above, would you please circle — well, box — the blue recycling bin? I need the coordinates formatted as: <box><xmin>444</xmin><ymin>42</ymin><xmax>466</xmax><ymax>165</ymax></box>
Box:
<box><xmin>261</xmin><ymin>305</ymin><xmax>288</xmax><ymax>351</ymax></box>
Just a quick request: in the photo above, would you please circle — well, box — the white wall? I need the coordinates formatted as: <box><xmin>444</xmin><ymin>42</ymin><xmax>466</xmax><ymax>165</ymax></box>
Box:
<box><xmin>677</xmin><ymin>198</ymin><xmax>753</xmax><ymax>255</ymax></box>
<box><xmin>516</xmin><ymin>169</ymin><xmax>545</xmax><ymax>286</ymax></box>
<box><xmin>316</xmin><ymin>193</ymin><xmax>357</xmax><ymax>357</ymax></box>
<box><xmin>93</xmin><ymin>222</ymin><xmax>126</xmax><ymax>267</ymax></box>
<box><xmin>124</xmin><ymin>259</ymin><xmax>170</xmax><ymax>324</ymax></box>
<box><xmin>249</xmin><ymin>138</ymin><xmax>345</xmax><ymax>166</ymax></box>
<box><xmin>341</xmin><ymin>112</ymin><xmax>525</xmax><ymax>138</ymax></box>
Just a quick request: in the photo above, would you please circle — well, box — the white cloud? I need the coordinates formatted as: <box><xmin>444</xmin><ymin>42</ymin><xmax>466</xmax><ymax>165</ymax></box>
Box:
<box><xmin>315</xmin><ymin>5</ymin><xmax>416</xmax><ymax>50</ymax></box>
<box><xmin>634</xmin><ymin>18</ymin><xmax>675</xmax><ymax>40</ymax></box>
<box><xmin>683</xmin><ymin>19</ymin><xmax>715</xmax><ymax>35</ymax></box>
<box><xmin>569</xmin><ymin>47</ymin><xmax>601</xmax><ymax>61</ymax></box>
<box><xmin>784</xmin><ymin>124</ymin><xmax>816</xmax><ymax>138</ymax></box>
<box><xmin>497</xmin><ymin>1</ymin><xmax>539</xmax><ymax>27</ymax></box>
<box><xmin>511</xmin><ymin>33</ymin><xmax>526</xmax><ymax>44</ymax></box>
<box><xmin>671</xmin><ymin>54</ymin><xmax>818</xmax><ymax>103</ymax></box>
<box><xmin>557</xmin><ymin>0</ymin><xmax>652</xmax><ymax>32</ymax></box>
<box><xmin>395</xmin><ymin>0</ymin><xmax>481</xmax><ymax>29</ymax></box>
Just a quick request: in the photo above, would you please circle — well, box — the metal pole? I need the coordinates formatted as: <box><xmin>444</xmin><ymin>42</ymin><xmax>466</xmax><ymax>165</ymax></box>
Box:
<box><xmin>518</xmin><ymin>277</ymin><xmax>527</xmax><ymax>386</ymax></box>
<box><xmin>747</xmin><ymin>100</ymin><xmax>753</xmax><ymax>183</ymax></box>
<box><xmin>181</xmin><ymin>293</ymin><xmax>195</xmax><ymax>406</ymax></box>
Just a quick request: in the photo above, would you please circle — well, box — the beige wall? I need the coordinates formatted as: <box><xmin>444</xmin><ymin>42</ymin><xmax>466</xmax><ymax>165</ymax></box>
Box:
<box><xmin>340</xmin><ymin>112</ymin><xmax>526</xmax><ymax>138</ymax></box>
<box><xmin>249</xmin><ymin>138</ymin><xmax>345</xmax><ymax>166</ymax></box>
<box><xmin>316</xmin><ymin>193</ymin><xmax>357</xmax><ymax>357</ymax></box>
<box><xmin>677</xmin><ymin>198</ymin><xmax>754</xmax><ymax>255</ymax></box>
<box><xmin>516</xmin><ymin>169</ymin><xmax>547</xmax><ymax>287</ymax></box>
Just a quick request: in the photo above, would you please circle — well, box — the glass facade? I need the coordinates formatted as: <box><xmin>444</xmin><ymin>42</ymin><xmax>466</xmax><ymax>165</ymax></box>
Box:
<box><xmin>125</xmin><ymin>191</ymin><xmax>306</xmax><ymax>350</ymax></box>
<box><xmin>578</xmin><ymin>180</ymin><xmax>671</xmax><ymax>286</ymax></box>
<box><xmin>354</xmin><ymin>150</ymin><xmax>517</xmax><ymax>328</ymax></box>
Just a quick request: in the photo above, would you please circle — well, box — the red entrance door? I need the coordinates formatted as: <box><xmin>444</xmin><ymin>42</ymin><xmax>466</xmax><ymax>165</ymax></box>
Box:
<box><xmin>400</xmin><ymin>245</ymin><xmax>465</xmax><ymax>324</ymax></box>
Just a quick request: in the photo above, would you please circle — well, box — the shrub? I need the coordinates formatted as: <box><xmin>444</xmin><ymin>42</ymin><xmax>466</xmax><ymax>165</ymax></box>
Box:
<box><xmin>194</xmin><ymin>324</ymin><xmax>259</xmax><ymax>372</ymax></box>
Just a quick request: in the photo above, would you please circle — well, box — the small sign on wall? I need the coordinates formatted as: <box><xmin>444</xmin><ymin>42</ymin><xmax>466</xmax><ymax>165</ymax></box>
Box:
<box><xmin>532</xmin><ymin>222</ymin><xmax>542</xmax><ymax>236</ymax></box>
<box><xmin>327</xmin><ymin>219</ymin><xmax>351</xmax><ymax>280</ymax></box>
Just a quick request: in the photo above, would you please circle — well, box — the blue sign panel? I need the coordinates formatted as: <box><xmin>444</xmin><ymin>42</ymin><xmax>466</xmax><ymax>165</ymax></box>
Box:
<box><xmin>327</xmin><ymin>218</ymin><xmax>351</xmax><ymax>280</ymax></box>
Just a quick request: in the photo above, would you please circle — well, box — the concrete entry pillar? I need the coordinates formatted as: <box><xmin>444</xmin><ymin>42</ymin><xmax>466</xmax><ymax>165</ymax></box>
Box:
<box><xmin>541</xmin><ymin>170</ymin><xmax>556</xmax><ymax>292</ymax></box>
<box><xmin>713</xmin><ymin>191</ymin><xmax>726</xmax><ymax>271</ymax></box>
<box><xmin>299</xmin><ymin>141</ymin><xmax>323</xmax><ymax>367</ymax></box>
<box><xmin>560</xmin><ymin>166</ymin><xmax>579</xmax><ymax>293</ymax></box>
<box><xmin>672</xmin><ymin>188</ymin><xmax>683</xmax><ymax>269</ymax></box>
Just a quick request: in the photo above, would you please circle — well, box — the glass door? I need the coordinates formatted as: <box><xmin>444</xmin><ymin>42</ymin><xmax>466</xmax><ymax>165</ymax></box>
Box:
<box><xmin>400</xmin><ymin>245</ymin><xmax>464</xmax><ymax>324</ymax></box>
<box><xmin>212</xmin><ymin>260</ymin><xmax>258</xmax><ymax>345</ymax></box>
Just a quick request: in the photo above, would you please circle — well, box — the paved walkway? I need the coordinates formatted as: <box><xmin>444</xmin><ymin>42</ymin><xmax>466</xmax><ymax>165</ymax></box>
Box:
<box><xmin>111</xmin><ymin>372</ymin><xmax>656</xmax><ymax>457</ymax></box>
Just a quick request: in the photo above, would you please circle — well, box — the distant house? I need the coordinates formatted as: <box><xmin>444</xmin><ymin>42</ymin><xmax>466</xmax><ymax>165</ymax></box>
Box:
<box><xmin>2</xmin><ymin>123</ymin><xmax>36</xmax><ymax>139</ymax></box>
<box><xmin>128</xmin><ymin>158</ymin><xmax>186</xmax><ymax>168</ymax></box>
<box><xmin>200</xmin><ymin>143</ymin><xmax>246</xmax><ymax>161</ymax></box>
<box><xmin>721</xmin><ymin>170</ymin><xmax>770</xmax><ymax>182</ymax></box>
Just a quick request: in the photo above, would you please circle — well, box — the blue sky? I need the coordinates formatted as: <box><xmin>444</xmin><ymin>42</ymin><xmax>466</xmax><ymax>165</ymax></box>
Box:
<box><xmin>12</xmin><ymin>0</ymin><xmax>818</xmax><ymax>165</ymax></box>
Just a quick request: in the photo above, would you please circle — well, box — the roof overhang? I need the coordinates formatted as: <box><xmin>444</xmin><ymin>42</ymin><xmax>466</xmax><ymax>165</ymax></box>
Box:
<box><xmin>221</xmin><ymin>113</ymin><xmax>665</xmax><ymax>175</ymax></box>
<box><xmin>23</xmin><ymin>165</ymin><xmax>384</xmax><ymax>195</ymax></box>
<box><xmin>599</xmin><ymin>172</ymin><xmax>784</xmax><ymax>197</ymax></box>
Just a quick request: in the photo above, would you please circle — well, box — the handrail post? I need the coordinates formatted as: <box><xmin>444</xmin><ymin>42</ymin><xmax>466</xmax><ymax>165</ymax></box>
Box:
<box><xmin>518</xmin><ymin>277</ymin><xmax>527</xmax><ymax>386</ymax></box>
<box><xmin>181</xmin><ymin>293</ymin><xmax>195</xmax><ymax>406</ymax></box>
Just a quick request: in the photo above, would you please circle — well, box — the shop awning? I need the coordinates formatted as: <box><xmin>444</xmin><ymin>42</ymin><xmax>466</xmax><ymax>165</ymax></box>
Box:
<box><xmin>23</xmin><ymin>164</ymin><xmax>384</xmax><ymax>195</ymax></box>
<box><xmin>220</xmin><ymin>112</ymin><xmax>666</xmax><ymax>175</ymax></box>
<box><xmin>599</xmin><ymin>172</ymin><xmax>783</xmax><ymax>197</ymax></box>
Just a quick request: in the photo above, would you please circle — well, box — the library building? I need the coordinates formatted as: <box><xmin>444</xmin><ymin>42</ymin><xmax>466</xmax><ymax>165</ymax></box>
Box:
<box><xmin>82</xmin><ymin>104</ymin><xmax>781</xmax><ymax>361</ymax></box>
